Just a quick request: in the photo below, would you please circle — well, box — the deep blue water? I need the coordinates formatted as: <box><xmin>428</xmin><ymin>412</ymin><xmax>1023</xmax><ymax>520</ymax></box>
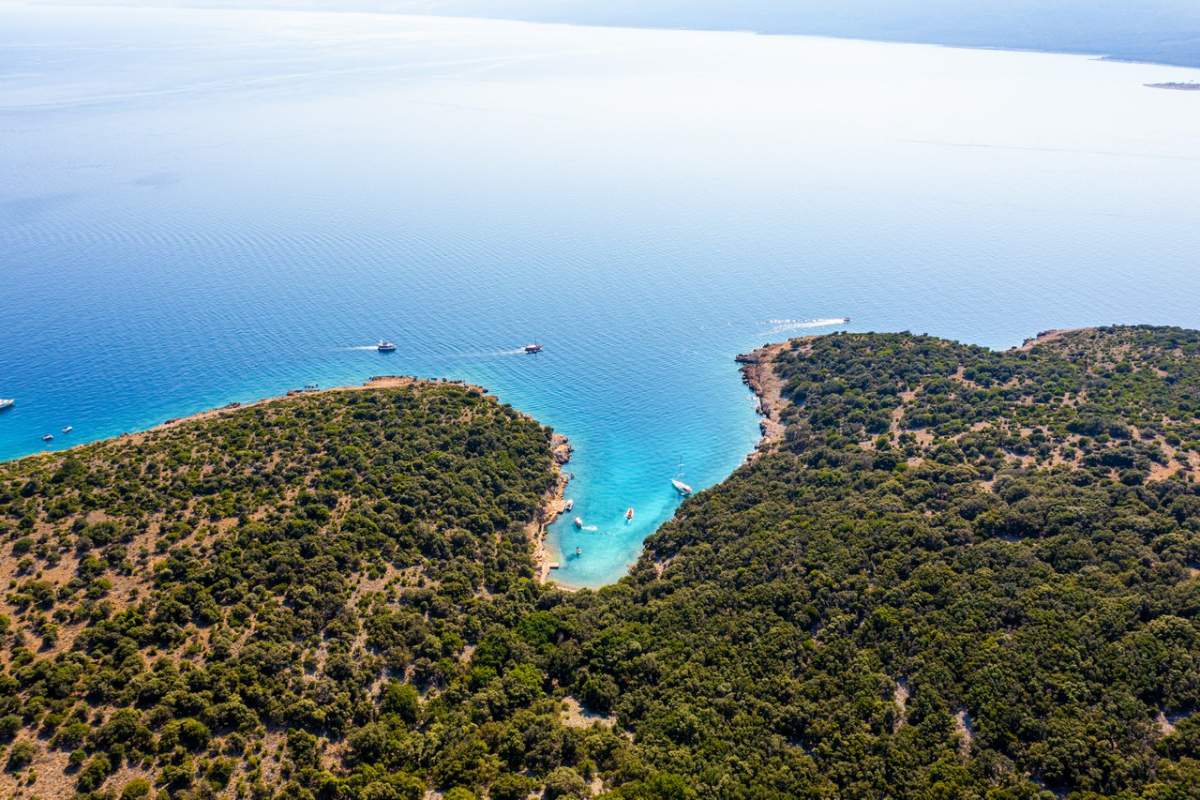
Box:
<box><xmin>3</xmin><ymin>6</ymin><xmax>1200</xmax><ymax>586</ymax></box>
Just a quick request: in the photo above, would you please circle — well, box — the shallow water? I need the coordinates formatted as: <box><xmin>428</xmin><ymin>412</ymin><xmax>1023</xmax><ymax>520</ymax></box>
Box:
<box><xmin>2</xmin><ymin>6</ymin><xmax>1200</xmax><ymax>586</ymax></box>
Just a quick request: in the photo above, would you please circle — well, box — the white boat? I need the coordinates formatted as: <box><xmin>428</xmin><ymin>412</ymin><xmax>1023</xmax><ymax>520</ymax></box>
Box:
<box><xmin>41</xmin><ymin>434</ymin><xmax>53</xmax><ymax>442</ymax></box>
<box><xmin>671</xmin><ymin>478</ymin><xmax>693</xmax><ymax>496</ymax></box>
<box><xmin>62</xmin><ymin>426</ymin><xmax>73</xmax><ymax>434</ymax></box>
<box><xmin>564</xmin><ymin>499</ymin><xmax>574</xmax><ymax>512</ymax></box>
<box><xmin>0</xmin><ymin>399</ymin><xmax>13</xmax><ymax>411</ymax></box>
<box><xmin>377</xmin><ymin>340</ymin><xmax>397</xmax><ymax>352</ymax></box>
<box><xmin>573</xmin><ymin>516</ymin><xmax>583</xmax><ymax>528</ymax></box>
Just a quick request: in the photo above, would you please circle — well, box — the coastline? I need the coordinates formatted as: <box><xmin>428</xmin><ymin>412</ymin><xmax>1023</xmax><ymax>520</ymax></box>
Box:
<box><xmin>7</xmin><ymin>376</ymin><xmax>493</xmax><ymax>460</ymax></box>
<box><xmin>1014</xmin><ymin>326</ymin><xmax>1091</xmax><ymax>351</ymax></box>
<box><xmin>736</xmin><ymin>339</ymin><xmax>795</xmax><ymax>459</ymax></box>
<box><xmin>532</xmin><ymin>434</ymin><xmax>574</xmax><ymax>586</ymax></box>
<box><xmin>3</xmin><ymin>374</ymin><xmax>576</xmax><ymax>587</ymax></box>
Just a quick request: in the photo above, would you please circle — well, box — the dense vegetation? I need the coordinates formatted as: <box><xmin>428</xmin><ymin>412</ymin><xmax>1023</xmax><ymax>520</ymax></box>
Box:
<box><xmin>0</xmin><ymin>381</ymin><xmax>579</xmax><ymax>800</ymax></box>
<box><xmin>565</xmin><ymin>327</ymin><xmax>1200</xmax><ymax>798</ymax></box>
<box><xmin>4</xmin><ymin>327</ymin><xmax>1200</xmax><ymax>799</ymax></box>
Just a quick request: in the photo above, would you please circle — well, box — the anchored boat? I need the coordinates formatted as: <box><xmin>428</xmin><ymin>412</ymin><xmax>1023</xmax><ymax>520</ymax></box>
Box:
<box><xmin>626</xmin><ymin>507</ymin><xmax>634</xmax><ymax>521</ymax></box>
<box><xmin>0</xmin><ymin>398</ymin><xmax>13</xmax><ymax>411</ymax></box>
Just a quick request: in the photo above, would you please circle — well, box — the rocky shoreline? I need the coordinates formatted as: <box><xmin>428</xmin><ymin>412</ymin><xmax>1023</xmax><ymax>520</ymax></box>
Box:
<box><xmin>736</xmin><ymin>340</ymin><xmax>794</xmax><ymax>459</ymax></box>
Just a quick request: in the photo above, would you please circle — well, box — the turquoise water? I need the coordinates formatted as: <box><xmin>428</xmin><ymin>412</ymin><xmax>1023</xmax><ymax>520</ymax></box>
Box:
<box><xmin>3</xmin><ymin>6</ymin><xmax>1200</xmax><ymax>586</ymax></box>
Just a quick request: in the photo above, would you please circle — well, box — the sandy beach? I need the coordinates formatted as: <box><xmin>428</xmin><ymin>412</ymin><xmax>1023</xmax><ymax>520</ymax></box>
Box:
<box><xmin>532</xmin><ymin>433</ymin><xmax>574</xmax><ymax>585</ymax></box>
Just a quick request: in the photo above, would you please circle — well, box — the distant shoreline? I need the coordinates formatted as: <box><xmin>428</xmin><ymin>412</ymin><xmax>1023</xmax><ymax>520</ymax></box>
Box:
<box><xmin>1146</xmin><ymin>81</ymin><xmax>1200</xmax><ymax>91</ymax></box>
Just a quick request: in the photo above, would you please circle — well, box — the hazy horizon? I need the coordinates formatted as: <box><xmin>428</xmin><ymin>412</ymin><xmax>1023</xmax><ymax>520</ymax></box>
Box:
<box><xmin>29</xmin><ymin>0</ymin><xmax>1200</xmax><ymax>67</ymax></box>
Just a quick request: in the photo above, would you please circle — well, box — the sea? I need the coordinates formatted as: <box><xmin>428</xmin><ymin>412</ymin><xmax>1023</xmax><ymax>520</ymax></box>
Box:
<box><xmin>3</xmin><ymin>4</ymin><xmax>1200</xmax><ymax>587</ymax></box>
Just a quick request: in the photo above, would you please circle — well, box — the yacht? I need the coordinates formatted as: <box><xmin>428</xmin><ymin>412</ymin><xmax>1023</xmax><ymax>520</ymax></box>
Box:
<box><xmin>564</xmin><ymin>499</ymin><xmax>574</xmax><ymax>512</ymax></box>
<box><xmin>524</xmin><ymin>343</ymin><xmax>543</xmax><ymax>354</ymax></box>
<box><xmin>41</xmin><ymin>434</ymin><xmax>53</xmax><ymax>442</ymax></box>
<box><xmin>0</xmin><ymin>399</ymin><xmax>13</xmax><ymax>411</ymax></box>
<box><xmin>62</xmin><ymin>426</ymin><xmax>73</xmax><ymax>434</ymax></box>
<box><xmin>377</xmin><ymin>340</ymin><xmax>397</xmax><ymax>352</ymax></box>
<box><xmin>671</xmin><ymin>478</ymin><xmax>693</xmax><ymax>496</ymax></box>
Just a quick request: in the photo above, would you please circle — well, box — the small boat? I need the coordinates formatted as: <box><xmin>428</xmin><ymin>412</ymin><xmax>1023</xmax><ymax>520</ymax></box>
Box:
<box><xmin>524</xmin><ymin>343</ymin><xmax>543</xmax><ymax>354</ymax></box>
<box><xmin>61</xmin><ymin>426</ymin><xmax>73</xmax><ymax>434</ymax></box>
<box><xmin>377</xmin><ymin>340</ymin><xmax>397</xmax><ymax>352</ymax></box>
<box><xmin>575</xmin><ymin>546</ymin><xmax>582</xmax><ymax>557</ymax></box>
<box><xmin>625</xmin><ymin>507</ymin><xmax>634</xmax><ymax>521</ymax></box>
<box><xmin>0</xmin><ymin>398</ymin><xmax>13</xmax><ymax>411</ymax></box>
<box><xmin>41</xmin><ymin>434</ymin><xmax>53</xmax><ymax>442</ymax></box>
<box><xmin>573</xmin><ymin>516</ymin><xmax>583</xmax><ymax>528</ymax></box>
<box><xmin>564</xmin><ymin>499</ymin><xmax>574</xmax><ymax>512</ymax></box>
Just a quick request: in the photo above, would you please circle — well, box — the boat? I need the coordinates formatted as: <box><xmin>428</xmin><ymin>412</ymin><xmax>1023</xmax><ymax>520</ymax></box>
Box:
<box><xmin>0</xmin><ymin>399</ymin><xmax>13</xmax><ymax>411</ymax></box>
<box><xmin>575</xmin><ymin>546</ymin><xmax>582</xmax><ymax>557</ymax></box>
<box><xmin>377</xmin><ymin>340</ymin><xmax>397</xmax><ymax>352</ymax></box>
<box><xmin>573</xmin><ymin>516</ymin><xmax>583</xmax><ymax>528</ymax></box>
<box><xmin>671</xmin><ymin>478</ymin><xmax>693</xmax><ymax>496</ymax></box>
<box><xmin>524</xmin><ymin>343</ymin><xmax>543</xmax><ymax>354</ymax></box>
<box><xmin>41</xmin><ymin>434</ymin><xmax>53</xmax><ymax>442</ymax></box>
<box><xmin>672</xmin><ymin>458</ymin><xmax>693</xmax><ymax>496</ymax></box>
<box><xmin>626</xmin><ymin>507</ymin><xmax>634</xmax><ymax>521</ymax></box>
<box><xmin>62</xmin><ymin>426</ymin><xmax>73</xmax><ymax>434</ymax></box>
<box><xmin>564</xmin><ymin>499</ymin><xmax>574</xmax><ymax>512</ymax></box>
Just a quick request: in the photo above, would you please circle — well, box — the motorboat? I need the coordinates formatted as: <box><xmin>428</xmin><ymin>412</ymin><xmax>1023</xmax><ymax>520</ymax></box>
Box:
<box><xmin>377</xmin><ymin>340</ymin><xmax>397</xmax><ymax>352</ymax></box>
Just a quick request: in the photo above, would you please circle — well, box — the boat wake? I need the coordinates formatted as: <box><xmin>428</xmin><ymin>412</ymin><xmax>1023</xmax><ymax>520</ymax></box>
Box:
<box><xmin>581</xmin><ymin>525</ymin><xmax>599</xmax><ymax>532</ymax></box>
<box><xmin>342</xmin><ymin>344</ymin><xmax>388</xmax><ymax>351</ymax></box>
<box><xmin>763</xmin><ymin>317</ymin><xmax>849</xmax><ymax>334</ymax></box>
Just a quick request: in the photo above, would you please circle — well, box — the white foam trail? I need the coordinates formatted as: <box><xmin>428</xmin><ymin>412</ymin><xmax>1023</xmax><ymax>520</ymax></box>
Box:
<box><xmin>342</xmin><ymin>345</ymin><xmax>385</xmax><ymax>351</ymax></box>
<box><xmin>764</xmin><ymin>317</ymin><xmax>849</xmax><ymax>334</ymax></box>
<box><xmin>581</xmin><ymin>525</ymin><xmax>599</xmax><ymax>532</ymax></box>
